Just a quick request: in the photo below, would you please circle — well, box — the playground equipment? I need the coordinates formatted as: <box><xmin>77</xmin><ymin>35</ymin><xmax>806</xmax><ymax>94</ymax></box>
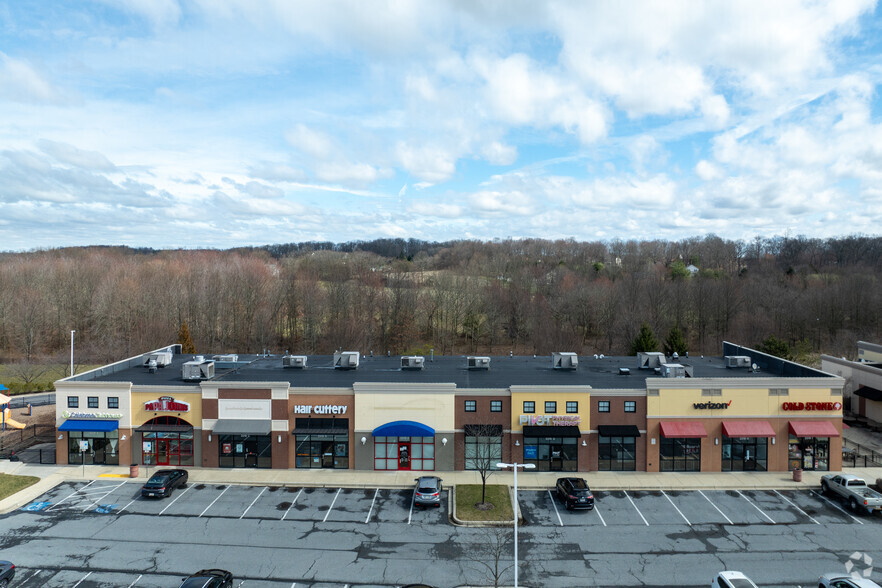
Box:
<box><xmin>2</xmin><ymin>407</ymin><xmax>26</xmax><ymax>429</ymax></box>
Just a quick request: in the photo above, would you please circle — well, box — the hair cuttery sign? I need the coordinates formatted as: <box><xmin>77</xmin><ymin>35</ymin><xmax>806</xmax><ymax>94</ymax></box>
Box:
<box><xmin>144</xmin><ymin>396</ymin><xmax>190</xmax><ymax>412</ymax></box>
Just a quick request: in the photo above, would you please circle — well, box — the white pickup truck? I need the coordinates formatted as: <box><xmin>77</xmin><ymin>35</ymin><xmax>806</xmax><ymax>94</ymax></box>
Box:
<box><xmin>820</xmin><ymin>473</ymin><xmax>882</xmax><ymax>515</ymax></box>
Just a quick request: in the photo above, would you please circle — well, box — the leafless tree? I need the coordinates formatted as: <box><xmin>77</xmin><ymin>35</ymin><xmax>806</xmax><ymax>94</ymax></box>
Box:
<box><xmin>463</xmin><ymin>526</ymin><xmax>515</xmax><ymax>588</ymax></box>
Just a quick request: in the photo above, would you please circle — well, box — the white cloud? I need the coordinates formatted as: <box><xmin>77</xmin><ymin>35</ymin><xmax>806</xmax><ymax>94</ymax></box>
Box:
<box><xmin>396</xmin><ymin>142</ymin><xmax>457</xmax><ymax>183</ymax></box>
<box><xmin>481</xmin><ymin>141</ymin><xmax>517</xmax><ymax>166</ymax></box>
<box><xmin>470</xmin><ymin>190</ymin><xmax>535</xmax><ymax>216</ymax></box>
<box><xmin>37</xmin><ymin>140</ymin><xmax>116</xmax><ymax>171</ymax></box>
<box><xmin>410</xmin><ymin>201</ymin><xmax>463</xmax><ymax>218</ymax></box>
<box><xmin>108</xmin><ymin>0</ymin><xmax>182</xmax><ymax>28</ymax></box>
<box><xmin>315</xmin><ymin>162</ymin><xmax>392</xmax><ymax>185</ymax></box>
<box><xmin>285</xmin><ymin>124</ymin><xmax>334</xmax><ymax>159</ymax></box>
<box><xmin>695</xmin><ymin>160</ymin><xmax>723</xmax><ymax>181</ymax></box>
<box><xmin>0</xmin><ymin>53</ymin><xmax>61</xmax><ymax>104</ymax></box>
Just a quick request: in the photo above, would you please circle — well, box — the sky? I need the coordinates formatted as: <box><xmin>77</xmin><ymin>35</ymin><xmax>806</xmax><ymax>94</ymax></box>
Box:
<box><xmin>2</xmin><ymin>1</ymin><xmax>882</xmax><ymax>251</ymax></box>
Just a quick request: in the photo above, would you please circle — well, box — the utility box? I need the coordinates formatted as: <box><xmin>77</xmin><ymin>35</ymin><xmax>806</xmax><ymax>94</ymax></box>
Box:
<box><xmin>637</xmin><ymin>352</ymin><xmax>666</xmax><ymax>369</ymax></box>
<box><xmin>182</xmin><ymin>357</ymin><xmax>214</xmax><ymax>381</ymax></box>
<box><xmin>467</xmin><ymin>356</ymin><xmax>490</xmax><ymax>370</ymax></box>
<box><xmin>143</xmin><ymin>351</ymin><xmax>173</xmax><ymax>368</ymax></box>
<box><xmin>334</xmin><ymin>351</ymin><xmax>360</xmax><ymax>370</ymax></box>
<box><xmin>401</xmin><ymin>356</ymin><xmax>425</xmax><ymax>370</ymax></box>
<box><xmin>660</xmin><ymin>363</ymin><xmax>686</xmax><ymax>378</ymax></box>
<box><xmin>552</xmin><ymin>352</ymin><xmax>579</xmax><ymax>370</ymax></box>
<box><xmin>283</xmin><ymin>355</ymin><xmax>307</xmax><ymax>368</ymax></box>
<box><xmin>214</xmin><ymin>354</ymin><xmax>238</xmax><ymax>362</ymax></box>
<box><xmin>725</xmin><ymin>355</ymin><xmax>752</xmax><ymax>368</ymax></box>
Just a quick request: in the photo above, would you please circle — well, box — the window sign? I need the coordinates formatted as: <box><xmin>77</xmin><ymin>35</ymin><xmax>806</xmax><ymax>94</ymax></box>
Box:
<box><xmin>78</xmin><ymin>440</ymin><xmax>90</xmax><ymax>452</ymax></box>
<box><xmin>223</xmin><ymin>443</ymin><xmax>232</xmax><ymax>454</ymax></box>
<box><xmin>524</xmin><ymin>445</ymin><xmax>538</xmax><ymax>459</ymax></box>
<box><xmin>235</xmin><ymin>443</ymin><xmax>244</xmax><ymax>453</ymax></box>
<box><xmin>142</xmin><ymin>441</ymin><xmax>154</xmax><ymax>453</ymax></box>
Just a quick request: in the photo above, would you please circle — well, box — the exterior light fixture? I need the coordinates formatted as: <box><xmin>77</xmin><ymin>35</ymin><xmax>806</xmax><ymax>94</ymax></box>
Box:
<box><xmin>515</xmin><ymin>440</ymin><xmax>520</xmax><ymax>446</ymax></box>
<box><xmin>121</xmin><ymin>435</ymin><xmax>127</xmax><ymax>441</ymax></box>
<box><xmin>208</xmin><ymin>434</ymin><xmax>212</xmax><ymax>442</ymax></box>
<box><xmin>715</xmin><ymin>437</ymin><xmax>719</xmax><ymax>445</ymax></box>
<box><xmin>361</xmin><ymin>436</ymin><xmax>367</xmax><ymax>445</ymax></box>
<box><xmin>442</xmin><ymin>438</ymin><xmax>447</xmax><ymax>446</ymax></box>
<box><xmin>581</xmin><ymin>440</ymin><xmax>587</xmax><ymax>447</ymax></box>
<box><xmin>771</xmin><ymin>437</ymin><xmax>776</xmax><ymax>445</ymax></box>
<box><xmin>58</xmin><ymin>434</ymin><xmax>64</xmax><ymax>440</ymax></box>
<box><xmin>277</xmin><ymin>435</ymin><xmax>282</xmax><ymax>443</ymax></box>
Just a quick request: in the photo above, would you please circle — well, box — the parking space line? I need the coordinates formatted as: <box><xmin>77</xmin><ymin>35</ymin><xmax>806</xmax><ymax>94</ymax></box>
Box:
<box><xmin>240</xmin><ymin>487</ymin><xmax>268</xmax><ymax>519</ymax></box>
<box><xmin>159</xmin><ymin>484</ymin><xmax>193</xmax><ymax>515</ymax></box>
<box><xmin>661</xmin><ymin>490</ymin><xmax>691</xmax><ymax>525</ymax></box>
<box><xmin>322</xmin><ymin>488</ymin><xmax>341</xmax><ymax>523</ymax></box>
<box><xmin>810</xmin><ymin>490</ymin><xmax>864</xmax><ymax>524</ymax></box>
<box><xmin>624</xmin><ymin>491</ymin><xmax>649</xmax><ymax>526</ymax></box>
<box><xmin>281</xmin><ymin>488</ymin><xmax>303</xmax><ymax>521</ymax></box>
<box><xmin>774</xmin><ymin>490</ymin><xmax>819</xmax><ymax>524</ymax></box>
<box><xmin>698</xmin><ymin>490</ymin><xmax>733</xmax><ymax>525</ymax></box>
<box><xmin>82</xmin><ymin>480</ymin><xmax>128</xmax><ymax>512</ymax></box>
<box><xmin>47</xmin><ymin>480</ymin><xmax>96</xmax><ymax>511</ymax></box>
<box><xmin>365</xmin><ymin>488</ymin><xmax>379</xmax><ymax>524</ymax></box>
<box><xmin>200</xmin><ymin>486</ymin><xmax>230</xmax><ymax>517</ymax></box>
<box><xmin>407</xmin><ymin>490</ymin><xmax>415</xmax><ymax>525</ymax></box>
<box><xmin>117</xmin><ymin>498</ymin><xmax>137</xmax><ymax>514</ymax></box>
<box><xmin>24</xmin><ymin>569</ymin><xmax>42</xmax><ymax>583</ymax></box>
<box><xmin>72</xmin><ymin>572</ymin><xmax>92</xmax><ymax>587</ymax></box>
<box><xmin>736</xmin><ymin>490</ymin><xmax>775</xmax><ymax>524</ymax></box>
<box><xmin>547</xmin><ymin>490</ymin><xmax>564</xmax><ymax>527</ymax></box>
<box><xmin>127</xmin><ymin>574</ymin><xmax>142</xmax><ymax>587</ymax></box>
<box><xmin>594</xmin><ymin>503</ymin><xmax>606</xmax><ymax>526</ymax></box>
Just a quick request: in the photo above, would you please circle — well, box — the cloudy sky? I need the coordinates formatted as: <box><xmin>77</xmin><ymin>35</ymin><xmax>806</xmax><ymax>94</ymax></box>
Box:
<box><xmin>2</xmin><ymin>1</ymin><xmax>882</xmax><ymax>251</ymax></box>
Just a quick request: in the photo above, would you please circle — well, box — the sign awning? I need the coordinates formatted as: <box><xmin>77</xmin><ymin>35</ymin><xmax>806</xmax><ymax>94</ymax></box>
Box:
<box><xmin>212</xmin><ymin>419</ymin><xmax>272</xmax><ymax>435</ymax></box>
<box><xmin>597</xmin><ymin>425</ymin><xmax>641</xmax><ymax>437</ymax></box>
<box><xmin>721</xmin><ymin>421</ymin><xmax>775</xmax><ymax>438</ymax></box>
<box><xmin>59</xmin><ymin>419</ymin><xmax>119</xmax><ymax>432</ymax></box>
<box><xmin>372</xmin><ymin>420</ymin><xmax>435</xmax><ymax>437</ymax></box>
<box><xmin>135</xmin><ymin>424</ymin><xmax>193</xmax><ymax>433</ymax></box>
<box><xmin>789</xmin><ymin>420</ymin><xmax>840</xmax><ymax>438</ymax></box>
<box><xmin>659</xmin><ymin>421</ymin><xmax>708</xmax><ymax>438</ymax></box>
<box><xmin>522</xmin><ymin>425</ymin><xmax>581</xmax><ymax>438</ymax></box>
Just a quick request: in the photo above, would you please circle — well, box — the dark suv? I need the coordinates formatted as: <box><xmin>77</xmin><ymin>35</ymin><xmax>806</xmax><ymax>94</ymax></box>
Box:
<box><xmin>179</xmin><ymin>569</ymin><xmax>233</xmax><ymax>588</ymax></box>
<box><xmin>555</xmin><ymin>477</ymin><xmax>594</xmax><ymax>510</ymax></box>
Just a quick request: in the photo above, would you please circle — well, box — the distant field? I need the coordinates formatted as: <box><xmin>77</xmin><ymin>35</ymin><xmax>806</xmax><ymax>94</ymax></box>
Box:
<box><xmin>0</xmin><ymin>364</ymin><xmax>98</xmax><ymax>395</ymax></box>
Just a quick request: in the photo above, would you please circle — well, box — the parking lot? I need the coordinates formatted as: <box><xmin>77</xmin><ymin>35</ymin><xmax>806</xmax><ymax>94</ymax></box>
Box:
<box><xmin>2</xmin><ymin>480</ymin><xmax>882</xmax><ymax>587</ymax></box>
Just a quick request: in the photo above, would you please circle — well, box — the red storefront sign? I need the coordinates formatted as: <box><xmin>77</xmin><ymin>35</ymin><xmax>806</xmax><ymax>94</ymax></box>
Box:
<box><xmin>781</xmin><ymin>401</ymin><xmax>842</xmax><ymax>411</ymax></box>
<box><xmin>144</xmin><ymin>396</ymin><xmax>191</xmax><ymax>412</ymax></box>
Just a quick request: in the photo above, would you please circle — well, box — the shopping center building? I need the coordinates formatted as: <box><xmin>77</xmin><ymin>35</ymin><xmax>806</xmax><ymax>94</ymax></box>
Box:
<box><xmin>55</xmin><ymin>344</ymin><xmax>845</xmax><ymax>474</ymax></box>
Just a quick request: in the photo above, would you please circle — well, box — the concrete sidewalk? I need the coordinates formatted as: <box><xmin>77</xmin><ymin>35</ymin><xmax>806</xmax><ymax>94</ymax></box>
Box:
<box><xmin>2</xmin><ymin>459</ymin><xmax>881</xmax><ymax>515</ymax></box>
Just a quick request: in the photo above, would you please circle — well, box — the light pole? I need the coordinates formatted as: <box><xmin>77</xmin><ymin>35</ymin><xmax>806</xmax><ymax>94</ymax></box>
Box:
<box><xmin>497</xmin><ymin>461</ymin><xmax>535</xmax><ymax>587</ymax></box>
<box><xmin>70</xmin><ymin>330</ymin><xmax>76</xmax><ymax>377</ymax></box>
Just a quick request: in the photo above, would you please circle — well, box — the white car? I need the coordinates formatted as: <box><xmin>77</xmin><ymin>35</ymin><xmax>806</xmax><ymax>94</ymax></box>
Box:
<box><xmin>819</xmin><ymin>573</ymin><xmax>882</xmax><ymax>588</ymax></box>
<box><xmin>712</xmin><ymin>571</ymin><xmax>759</xmax><ymax>588</ymax></box>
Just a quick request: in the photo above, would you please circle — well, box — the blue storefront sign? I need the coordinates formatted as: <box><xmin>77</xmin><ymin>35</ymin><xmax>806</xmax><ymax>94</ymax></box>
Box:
<box><xmin>524</xmin><ymin>445</ymin><xmax>538</xmax><ymax>459</ymax></box>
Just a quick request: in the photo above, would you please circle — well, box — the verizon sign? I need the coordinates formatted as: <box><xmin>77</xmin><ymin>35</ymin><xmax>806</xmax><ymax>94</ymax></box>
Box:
<box><xmin>144</xmin><ymin>396</ymin><xmax>190</xmax><ymax>412</ymax></box>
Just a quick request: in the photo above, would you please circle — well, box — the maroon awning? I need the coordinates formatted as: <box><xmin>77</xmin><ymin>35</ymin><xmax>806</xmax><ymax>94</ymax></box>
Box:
<box><xmin>659</xmin><ymin>421</ymin><xmax>708</xmax><ymax>438</ymax></box>
<box><xmin>722</xmin><ymin>421</ymin><xmax>775</xmax><ymax>438</ymax></box>
<box><xmin>788</xmin><ymin>420</ymin><xmax>840</xmax><ymax>438</ymax></box>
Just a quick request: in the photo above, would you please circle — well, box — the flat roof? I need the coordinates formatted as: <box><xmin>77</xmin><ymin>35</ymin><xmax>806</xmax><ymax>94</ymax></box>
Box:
<box><xmin>87</xmin><ymin>352</ymin><xmax>817</xmax><ymax>390</ymax></box>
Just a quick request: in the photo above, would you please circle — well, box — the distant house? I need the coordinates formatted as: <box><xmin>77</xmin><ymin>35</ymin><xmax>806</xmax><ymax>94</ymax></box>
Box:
<box><xmin>685</xmin><ymin>264</ymin><xmax>699</xmax><ymax>275</ymax></box>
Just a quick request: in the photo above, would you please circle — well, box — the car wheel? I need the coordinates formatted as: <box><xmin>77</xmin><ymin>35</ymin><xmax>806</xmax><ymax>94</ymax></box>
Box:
<box><xmin>0</xmin><ymin>578</ymin><xmax>8</xmax><ymax>588</ymax></box>
<box><xmin>820</xmin><ymin>481</ymin><xmax>829</xmax><ymax>494</ymax></box>
<box><xmin>850</xmin><ymin>497</ymin><xmax>860</xmax><ymax>513</ymax></box>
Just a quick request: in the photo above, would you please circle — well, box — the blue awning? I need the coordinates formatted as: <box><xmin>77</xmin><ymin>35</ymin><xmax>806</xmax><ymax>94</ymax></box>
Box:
<box><xmin>372</xmin><ymin>420</ymin><xmax>435</xmax><ymax>437</ymax></box>
<box><xmin>59</xmin><ymin>419</ymin><xmax>119</xmax><ymax>432</ymax></box>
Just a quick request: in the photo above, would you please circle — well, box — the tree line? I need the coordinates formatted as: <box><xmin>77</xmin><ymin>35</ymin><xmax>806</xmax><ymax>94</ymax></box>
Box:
<box><xmin>1</xmin><ymin>234</ymin><xmax>880</xmax><ymax>370</ymax></box>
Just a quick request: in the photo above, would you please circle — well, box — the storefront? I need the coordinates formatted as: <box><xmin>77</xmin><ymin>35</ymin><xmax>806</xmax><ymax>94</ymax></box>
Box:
<box><xmin>204</xmin><ymin>392</ymin><xmax>286</xmax><ymax>469</ymax></box>
<box><xmin>132</xmin><ymin>393</ymin><xmax>201</xmax><ymax>467</ymax></box>
<box><xmin>720</xmin><ymin>421</ymin><xmax>774</xmax><ymax>471</ymax></box>
<box><xmin>463</xmin><ymin>424</ymin><xmax>503</xmax><ymax>470</ymax></box>
<box><xmin>372</xmin><ymin>421</ymin><xmax>436</xmax><ymax>471</ymax></box>
<box><xmin>658</xmin><ymin>421</ymin><xmax>706</xmax><ymax>471</ymax></box>
<box><xmin>510</xmin><ymin>387</ymin><xmax>591</xmax><ymax>472</ymax></box>
<box><xmin>597</xmin><ymin>425</ymin><xmax>640</xmax><ymax>471</ymax></box>
<box><xmin>293</xmin><ymin>418</ymin><xmax>349</xmax><ymax>468</ymax></box>
<box><xmin>216</xmin><ymin>421</ymin><xmax>272</xmax><ymax>468</ymax></box>
<box><xmin>788</xmin><ymin>420</ymin><xmax>839</xmax><ymax>471</ymax></box>
<box><xmin>60</xmin><ymin>419</ymin><xmax>120</xmax><ymax>465</ymax></box>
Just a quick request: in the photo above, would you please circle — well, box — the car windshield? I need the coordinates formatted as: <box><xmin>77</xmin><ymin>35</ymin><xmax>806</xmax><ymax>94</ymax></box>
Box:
<box><xmin>179</xmin><ymin>578</ymin><xmax>214</xmax><ymax>588</ymax></box>
<box><xmin>728</xmin><ymin>580</ymin><xmax>756</xmax><ymax>588</ymax></box>
<box><xmin>147</xmin><ymin>475</ymin><xmax>171</xmax><ymax>485</ymax></box>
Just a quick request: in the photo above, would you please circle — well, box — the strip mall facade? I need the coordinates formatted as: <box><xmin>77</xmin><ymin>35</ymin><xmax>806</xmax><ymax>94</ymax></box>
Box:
<box><xmin>55</xmin><ymin>344</ymin><xmax>844</xmax><ymax>474</ymax></box>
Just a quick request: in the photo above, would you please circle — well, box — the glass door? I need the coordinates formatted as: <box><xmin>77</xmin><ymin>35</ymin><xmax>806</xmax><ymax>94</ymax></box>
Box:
<box><xmin>244</xmin><ymin>438</ymin><xmax>258</xmax><ymax>468</ymax></box>
<box><xmin>156</xmin><ymin>439</ymin><xmax>170</xmax><ymax>466</ymax></box>
<box><xmin>550</xmin><ymin>444</ymin><xmax>563</xmax><ymax>471</ymax></box>
<box><xmin>321</xmin><ymin>441</ymin><xmax>335</xmax><ymax>468</ymax></box>
<box><xmin>397</xmin><ymin>442</ymin><xmax>411</xmax><ymax>470</ymax></box>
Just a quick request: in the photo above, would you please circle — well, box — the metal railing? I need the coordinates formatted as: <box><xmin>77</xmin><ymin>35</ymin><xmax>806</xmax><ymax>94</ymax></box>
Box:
<box><xmin>0</xmin><ymin>423</ymin><xmax>56</xmax><ymax>454</ymax></box>
<box><xmin>842</xmin><ymin>438</ymin><xmax>882</xmax><ymax>468</ymax></box>
<box><xmin>7</xmin><ymin>393</ymin><xmax>56</xmax><ymax>408</ymax></box>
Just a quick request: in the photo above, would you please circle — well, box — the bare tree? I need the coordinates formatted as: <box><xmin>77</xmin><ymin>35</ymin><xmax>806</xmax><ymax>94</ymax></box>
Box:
<box><xmin>463</xmin><ymin>526</ymin><xmax>515</xmax><ymax>588</ymax></box>
<box><xmin>463</xmin><ymin>423</ymin><xmax>503</xmax><ymax>505</ymax></box>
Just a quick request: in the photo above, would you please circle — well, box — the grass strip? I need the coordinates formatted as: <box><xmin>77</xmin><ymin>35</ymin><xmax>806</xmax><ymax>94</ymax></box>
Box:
<box><xmin>0</xmin><ymin>473</ymin><xmax>40</xmax><ymax>501</ymax></box>
<box><xmin>455</xmin><ymin>484</ymin><xmax>514</xmax><ymax>522</ymax></box>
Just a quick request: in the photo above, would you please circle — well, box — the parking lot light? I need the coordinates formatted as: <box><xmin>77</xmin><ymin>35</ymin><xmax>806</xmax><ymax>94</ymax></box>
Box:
<box><xmin>496</xmin><ymin>461</ymin><xmax>535</xmax><ymax>588</ymax></box>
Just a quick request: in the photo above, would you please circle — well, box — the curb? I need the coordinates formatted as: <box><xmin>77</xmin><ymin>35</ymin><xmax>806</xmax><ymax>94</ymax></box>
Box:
<box><xmin>449</xmin><ymin>485</ymin><xmax>521</xmax><ymax>528</ymax></box>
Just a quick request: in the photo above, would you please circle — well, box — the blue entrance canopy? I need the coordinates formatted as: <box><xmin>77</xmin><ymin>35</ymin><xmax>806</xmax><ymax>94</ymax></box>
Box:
<box><xmin>59</xmin><ymin>419</ymin><xmax>119</xmax><ymax>432</ymax></box>
<box><xmin>372</xmin><ymin>420</ymin><xmax>435</xmax><ymax>437</ymax></box>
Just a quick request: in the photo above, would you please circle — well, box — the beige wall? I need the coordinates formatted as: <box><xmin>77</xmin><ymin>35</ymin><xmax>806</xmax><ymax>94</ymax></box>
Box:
<box><xmin>55</xmin><ymin>382</ymin><xmax>133</xmax><ymax>427</ymax></box>
<box><xmin>509</xmin><ymin>386</ymin><xmax>592</xmax><ymax>432</ymax></box>
<box><xmin>353</xmin><ymin>382</ymin><xmax>456</xmax><ymax>433</ymax></box>
<box><xmin>131</xmin><ymin>388</ymin><xmax>202</xmax><ymax>427</ymax></box>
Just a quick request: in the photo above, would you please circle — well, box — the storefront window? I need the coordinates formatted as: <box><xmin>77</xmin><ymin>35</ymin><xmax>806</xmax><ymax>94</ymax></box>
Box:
<box><xmin>523</xmin><ymin>436</ymin><xmax>578</xmax><ymax>471</ymax></box>
<box><xmin>464</xmin><ymin>436</ymin><xmax>502</xmax><ymax>470</ymax></box>
<box><xmin>218</xmin><ymin>434</ymin><xmax>272</xmax><ymax>468</ymax></box>
<box><xmin>598</xmin><ymin>435</ymin><xmax>636</xmax><ymax>471</ymax></box>
<box><xmin>373</xmin><ymin>436</ymin><xmax>435</xmax><ymax>471</ymax></box>
<box><xmin>659</xmin><ymin>438</ymin><xmax>701</xmax><ymax>472</ymax></box>
<box><xmin>141</xmin><ymin>431</ymin><xmax>194</xmax><ymax>466</ymax></box>
<box><xmin>67</xmin><ymin>431</ymin><xmax>119</xmax><ymax>465</ymax></box>
<box><xmin>721</xmin><ymin>437</ymin><xmax>767</xmax><ymax>471</ymax></box>
<box><xmin>295</xmin><ymin>434</ymin><xmax>349</xmax><ymax>469</ymax></box>
<box><xmin>788</xmin><ymin>435</ymin><xmax>829</xmax><ymax>471</ymax></box>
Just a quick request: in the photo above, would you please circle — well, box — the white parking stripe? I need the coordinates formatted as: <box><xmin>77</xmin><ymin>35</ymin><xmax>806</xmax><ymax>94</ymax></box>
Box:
<box><xmin>407</xmin><ymin>490</ymin><xmax>415</xmax><ymax>525</ymax></box>
<box><xmin>594</xmin><ymin>503</ymin><xmax>606</xmax><ymax>526</ymax></box>
<box><xmin>127</xmin><ymin>574</ymin><xmax>142</xmax><ymax>587</ymax></box>
<box><xmin>47</xmin><ymin>480</ymin><xmax>96</xmax><ymax>511</ymax></box>
<box><xmin>322</xmin><ymin>488</ymin><xmax>341</xmax><ymax>523</ymax></box>
<box><xmin>624</xmin><ymin>491</ymin><xmax>649</xmax><ymax>526</ymax></box>
<box><xmin>736</xmin><ymin>490</ymin><xmax>775</xmax><ymax>524</ymax></box>
<box><xmin>117</xmin><ymin>499</ymin><xmax>137</xmax><ymax>514</ymax></box>
<box><xmin>200</xmin><ymin>486</ymin><xmax>230</xmax><ymax>517</ymax></box>
<box><xmin>72</xmin><ymin>571</ymin><xmax>92</xmax><ymax>587</ymax></box>
<box><xmin>661</xmin><ymin>490</ymin><xmax>691</xmax><ymax>525</ymax></box>
<box><xmin>365</xmin><ymin>488</ymin><xmax>379</xmax><ymax>524</ymax></box>
<box><xmin>547</xmin><ymin>490</ymin><xmax>564</xmax><ymax>526</ymax></box>
<box><xmin>240</xmin><ymin>487</ymin><xmax>268</xmax><ymax>519</ymax></box>
<box><xmin>810</xmin><ymin>490</ymin><xmax>864</xmax><ymax>524</ymax></box>
<box><xmin>774</xmin><ymin>490</ymin><xmax>819</xmax><ymax>524</ymax></box>
<box><xmin>25</xmin><ymin>569</ymin><xmax>42</xmax><ymax>582</ymax></box>
<box><xmin>282</xmin><ymin>488</ymin><xmax>303</xmax><ymax>521</ymax></box>
<box><xmin>698</xmin><ymin>490</ymin><xmax>733</xmax><ymax>525</ymax></box>
<box><xmin>158</xmin><ymin>484</ymin><xmax>193</xmax><ymax>515</ymax></box>
<box><xmin>82</xmin><ymin>480</ymin><xmax>128</xmax><ymax>512</ymax></box>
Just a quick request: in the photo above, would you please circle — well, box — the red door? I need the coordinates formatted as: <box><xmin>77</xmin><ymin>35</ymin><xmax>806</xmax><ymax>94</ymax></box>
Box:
<box><xmin>397</xmin><ymin>442</ymin><xmax>411</xmax><ymax>470</ymax></box>
<box><xmin>156</xmin><ymin>439</ymin><xmax>170</xmax><ymax>466</ymax></box>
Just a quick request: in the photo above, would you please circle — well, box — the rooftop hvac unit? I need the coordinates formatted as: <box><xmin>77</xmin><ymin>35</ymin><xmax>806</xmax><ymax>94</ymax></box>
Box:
<box><xmin>143</xmin><ymin>351</ymin><xmax>173</xmax><ymax>368</ymax></box>
<box><xmin>637</xmin><ymin>352</ymin><xmax>665</xmax><ymax>369</ymax></box>
<box><xmin>182</xmin><ymin>358</ymin><xmax>214</xmax><ymax>381</ymax></box>
<box><xmin>660</xmin><ymin>363</ymin><xmax>686</xmax><ymax>378</ymax></box>
<box><xmin>467</xmin><ymin>356</ymin><xmax>490</xmax><ymax>370</ymax></box>
<box><xmin>725</xmin><ymin>355</ymin><xmax>752</xmax><ymax>368</ymax></box>
<box><xmin>214</xmin><ymin>354</ymin><xmax>238</xmax><ymax>362</ymax></box>
<box><xmin>552</xmin><ymin>352</ymin><xmax>579</xmax><ymax>370</ymax></box>
<box><xmin>283</xmin><ymin>355</ymin><xmax>308</xmax><ymax>368</ymax></box>
<box><xmin>334</xmin><ymin>351</ymin><xmax>360</xmax><ymax>370</ymax></box>
<box><xmin>401</xmin><ymin>356</ymin><xmax>425</xmax><ymax>370</ymax></box>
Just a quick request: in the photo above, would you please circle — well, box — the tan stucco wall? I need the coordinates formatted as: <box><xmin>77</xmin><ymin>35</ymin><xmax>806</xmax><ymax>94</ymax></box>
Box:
<box><xmin>509</xmin><ymin>386</ymin><xmax>592</xmax><ymax>432</ymax></box>
<box><xmin>353</xmin><ymin>382</ymin><xmax>456</xmax><ymax>433</ymax></box>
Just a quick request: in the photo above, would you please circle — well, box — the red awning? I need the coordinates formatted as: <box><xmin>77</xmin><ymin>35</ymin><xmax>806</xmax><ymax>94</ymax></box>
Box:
<box><xmin>788</xmin><ymin>420</ymin><xmax>840</xmax><ymax>438</ymax></box>
<box><xmin>722</xmin><ymin>421</ymin><xmax>775</xmax><ymax>438</ymax></box>
<box><xmin>659</xmin><ymin>421</ymin><xmax>708</xmax><ymax>438</ymax></box>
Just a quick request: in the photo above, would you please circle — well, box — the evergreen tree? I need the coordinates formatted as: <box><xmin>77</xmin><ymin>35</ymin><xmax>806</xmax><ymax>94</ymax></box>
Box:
<box><xmin>629</xmin><ymin>322</ymin><xmax>659</xmax><ymax>355</ymax></box>
<box><xmin>177</xmin><ymin>322</ymin><xmax>196</xmax><ymax>354</ymax></box>
<box><xmin>663</xmin><ymin>326</ymin><xmax>688</xmax><ymax>356</ymax></box>
<box><xmin>757</xmin><ymin>334</ymin><xmax>790</xmax><ymax>360</ymax></box>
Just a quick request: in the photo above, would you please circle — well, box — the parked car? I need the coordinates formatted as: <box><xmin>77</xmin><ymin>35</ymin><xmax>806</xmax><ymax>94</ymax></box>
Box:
<box><xmin>414</xmin><ymin>476</ymin><xmax>443</xmax><ymax>507</ymax></box>
<box><xmin>711</xmin><ymin>570</ymin><xmax>759</xmax><ymax>588</ymax></box>
<box><xmin>179</xmin><ymin>569</ymin><xmax>233</xmax><ymax>588</ymax></box>
<box><xmin>819</xmin><ymin>573</ymin><xmax>882</xmax><ymax>588</ymax></box>
<box><xmin>820</xmin><ymin>474</ymin><xmax>882</xmax><ymax>515</ymax></box>
<box><xmin>0</xmin><ymin>560</ymin><xmax>15</xmax><ymax>588</ymax></box>
<box><xmin>141</xmin><ymin>469</ymin><xmax>189</xmax><ymax>498</ymax></box>
<box><xmin>555</xmin><ymin>477</ymin><xmax>594</xmax><ymax>510</ymax></box>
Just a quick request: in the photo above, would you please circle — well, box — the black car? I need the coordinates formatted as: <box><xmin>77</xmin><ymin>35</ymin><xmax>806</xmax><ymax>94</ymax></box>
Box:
<box><xmin>179</xmin><ymin>569</ymin><xmax>233</xmax><ymax>588</ymax></box>
<box><xmin>0</xmin><ymin>560</ymin><xmax>15</xmax><ymax>588</ymax></box>
<box><xmin>141</xmin><ymin>468</ymin><xmax>189</xmax><ymax>498</ymax></box>
<box><xmin>555</xmin><ymin>477</ymin><xmax>594</xmax><ymax>510</ymax></box>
